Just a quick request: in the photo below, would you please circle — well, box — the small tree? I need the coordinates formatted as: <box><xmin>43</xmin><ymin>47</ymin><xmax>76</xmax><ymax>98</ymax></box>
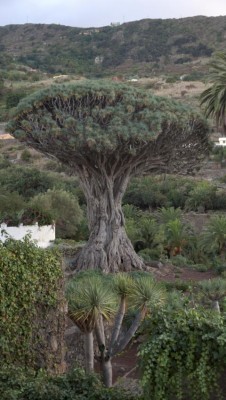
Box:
<box><xmin>8</xmin><ymin>81</ymin><xmax>209</xmax><ymax>272</ymax></box>
<box><xmin>163</xmin><ymin>218</ymin><xmax>190</xmax><ymax>258</ymax></box>
<box><xmin>66</xmin><ymin>271</ymin><xmax>166</xmax><ymax>387</ymax></box>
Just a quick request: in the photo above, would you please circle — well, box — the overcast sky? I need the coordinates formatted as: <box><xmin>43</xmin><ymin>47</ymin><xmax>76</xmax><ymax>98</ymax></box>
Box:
<box><xmin>1</xmin><ymin>0</ymin><xmax>226</xmax><ymax>27</ymax></box>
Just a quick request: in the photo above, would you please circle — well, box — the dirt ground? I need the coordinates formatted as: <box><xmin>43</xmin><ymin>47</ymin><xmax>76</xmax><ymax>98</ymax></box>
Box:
<box><xmin>150</xmin><ymin>263</ymin><xmax>217</xmax><ymax>282</ymax></box>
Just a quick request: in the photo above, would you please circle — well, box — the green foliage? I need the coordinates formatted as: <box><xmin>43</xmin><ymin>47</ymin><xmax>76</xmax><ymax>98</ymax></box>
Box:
<box><xmin>139</xmin><ymin>308</ymin><xmax>226</xmax><ymax>400</ymax></box>
<box><xmin>0</xmin><ymin>190</ymin><xmax>25</xmax><ymax>224</ymax></box>
<box><xmin>211</xmin><ymin>146</ymin><xmax>226</xmax><ymax>162</ymax></box>
<box><xmin>163</xmin><ymin>218</ymin><xmax>190</xmax><ymax>257</ymax></box>
<box><xmin>29</xmin><ymin>189</ymin><xmax>83</xmax><ymax>238</ymax></box>
<box><xmin>66</xmin><ymin>271</ymin><xmax>166</xmax><ymax>383</ymax></box>
<box><xmin>199</xmin><ymin>277</ymin><xmax>226</xmax><ymax>301</ymax></box>
<box><xmin>138</xmin><ymin>247</ymin><xmax>163</xmax><ymax>262</ymax></box>
<box><xmin>0</xmin><ymin>164</ymin><xmax>81</xmax><ymax>198</ymax></box>
<box><xmin>185</xmin><ymin>181</ymin><xmax>217</xmax><ymax>211</ymax></box>
<box><xmin>0</xmin><ymin>238</ymin><xmax>62</xmax><ymax>366</ymax></box>
<box><xmin>5</xmin><ymin>91</ymin><xmax>27</xmax><ymax>109</ymax></box>
<box><xmin>200</xmin><ymin>52</ymin><xmax>226</xmax><ymax>132</ymax></box>
<box><xmin>0</xmin><ymin>366</ymin><xmax>138</xmax><ymax>400</ymax></box>
<box><xmin>124</xmin><ymin>176</ymin><xmax>196</xmax><ymax>210</ymax></box>
<box><xmin>20</xmin><ymin>149</ymin><xmax>32</xmax><ymax>162</ymax></box>
<box><xmin>157</xmin><ymin>206</ymin><xmax>182</xmax><ymax>224</ymax></box>
<box><xmin>66</xmin><ymin>273</ymin><xmax>117</xmax><ymax>331</ymax></box>
<box><xmin>8</xmin><ymin>81</ymin><xmax>207</xmax><ymax>164</ymax></box>
<box><xmin>170</xmin><ymin>254</ymin><xmax>189</xmax><ymax>267</ymax></box>
<box><xmin>0</xmin><ymin>18</ymin><xmax>224</xmax><ymax>77</ymax></box>
<box><xmin>0</xmin><ymin>166</ymin><xmax>58</xmax><ymax>198</ymax></box>
<box><xmin>124</xmin><ymin>176</ymin><xmax>226</xmax><ymax>213</ymax></box>
<box><xmin>128</xmin><ymin>275</ymin><xmax>166</xmax><ymax>311</ymax></box>
<box><xmin>200</xmin><ymin>215</ymin><xmax>226</xmax><ymax>258</ymax></box>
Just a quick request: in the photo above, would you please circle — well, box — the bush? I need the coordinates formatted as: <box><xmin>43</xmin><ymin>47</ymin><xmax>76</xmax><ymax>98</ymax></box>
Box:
<box><xmin>5</xmin><ymin>91</ymin><xmax>27</xmax><ymax>109</ymax></box>
<box><xmin>185</xmin><ymin>181</ymin><xmax>217</xmax><ymax>211</ymax></box>
<box><xmin>29</xmin><ymin>189</ymin><xmax>83</xmax><ymax>238</ymax></box>
<box><xmin>20</xmin><ymin>149</ymin><xmax>32</xmax><ymax>162</ymax></box>
<box><xmin>170</xmin><ymin>254</ymin><xmax>189</xmax><ymax>267</ymax></box>
<box><xmin>0</xmin><ymin>238</ymin><xmax>62</xmax><ymax>367</ymax></box>
<box><xmin>140</xmin><ymin>308</ymin><xmax>226</xmax><ymax>400</ymax></box>
<box><xmin>138</xmin><ymin>247</ymin><xmax>163</xmax><ymax>261</ymax></box>
<box><xmin>0</xmin><ymin>190</ymin><xmax>25</xmax><ymax>225</ymax></box>
<box><xmin>0</xmin><ymin>167</ymin><xmax>58</xmax><ymax>198</ymax></box>
<box><xmin>0</xmin><ymin>366</ymin><xmax>140</xmax><ymax>400</ymax></box>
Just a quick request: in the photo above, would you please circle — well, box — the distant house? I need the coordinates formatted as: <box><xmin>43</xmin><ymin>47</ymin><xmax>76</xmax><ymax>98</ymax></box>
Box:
<box><xmin>215</xmin><ymin>138</ymin><xmax>226</xmax><ymax>147</ymax></box>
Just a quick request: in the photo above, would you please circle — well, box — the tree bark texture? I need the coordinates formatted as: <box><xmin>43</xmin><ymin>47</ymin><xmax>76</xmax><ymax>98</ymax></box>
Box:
<box><xmin>101</xmin><ymin>359</ymin><xmax>113</xmax><ymax>388</ymax></box>
<box><xmin>73</xmin><ymin>166</ymin><xmax>144</xmax><ymax>272</ymax></box>
<box><xmin>84</xmin><ymin>331</ymin><xmax>94</xmax><ymax>372</ymax></box>
<box><xmin>212</xmin><ymin>300</ymin><xmax>221</xmax><ymax>313</ymax></box>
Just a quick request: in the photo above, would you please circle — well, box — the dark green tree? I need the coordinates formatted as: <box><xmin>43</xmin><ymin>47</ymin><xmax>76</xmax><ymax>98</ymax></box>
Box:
<box><xmin>8</xmin><ymin>81</ymin><xmax>209</xmax><ymax>272</ymax></box>
<box><xmin>200</xmin><ymin>52</ymin><xmax>226</xmax><ymax>133</ymax></box>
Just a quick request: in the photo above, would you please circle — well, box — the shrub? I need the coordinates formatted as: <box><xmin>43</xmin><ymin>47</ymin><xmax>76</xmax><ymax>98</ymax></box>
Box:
<box><xmin>29</xmin><ymin>189</ymin><xmax>83</xmax><ymax>238</ymax></box>
<box><xmin>138</xmin><ymin>247</ymin><xmax>163</xmax><ymax>261</ymax></box>
<box><xmin>140</xmin><ymin>308</ymin><xmax>226</xmax><ymax>400</ymax></box>
<box><xmin>185</xmin><ymin>181</ymin><xmax>217</xmax><ymax>211</ymax></box>
<box><xmin>20</xmin><ymin>149</ymin><xmax>32</xmax><ymax>162</ymax></box>
<box><xmin>0</xmin><ymin>366</ymin><xmax>139</xmax><ymax>400</ymax></box>
<box><xmin>5</xmin><ymin>91</ymin><xmax>27</xmax><ymax>109</ymax></box>
<box><xmin>0</xmin><ymin>238</ymin><xmax>62</xmax><ymax>368</ymax></box>
<box><xmin>170</xmin><ymin>254</ymin><xmax>189</xmax><ymax>267</ymax></box>
<box><xmin>0</xmin><ymin>190</ymin><xmax>25</xmax><ymax>225</ymax></box>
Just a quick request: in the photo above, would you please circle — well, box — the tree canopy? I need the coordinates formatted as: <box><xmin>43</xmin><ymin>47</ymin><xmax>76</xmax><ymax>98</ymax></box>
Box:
<box><xmin>9</xmin><ymin>80</ymin><xmax>209</xmax><ymax>176</ymax></box>
<box><xmin>8</xmin><ymin>81</ymin><xmax>210</xmax><ymax>272</ymax></box>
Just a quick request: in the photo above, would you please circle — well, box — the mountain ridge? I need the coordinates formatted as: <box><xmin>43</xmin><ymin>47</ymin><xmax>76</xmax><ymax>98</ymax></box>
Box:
<box><xmin>1</xmin><ymin>15</ymin><xmax>226</xmax><ymax>76</ymax></box>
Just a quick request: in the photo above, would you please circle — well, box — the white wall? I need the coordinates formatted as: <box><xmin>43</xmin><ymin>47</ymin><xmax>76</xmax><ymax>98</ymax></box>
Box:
<box><xmin>0</xmin><ymin>223</ymin><xmax>55</xmax><ymax>248</ymax></box>
<box><xmin>215</xmin><ymin>137</ymin><xmax>226</xmax><ymax>146</ymax></box>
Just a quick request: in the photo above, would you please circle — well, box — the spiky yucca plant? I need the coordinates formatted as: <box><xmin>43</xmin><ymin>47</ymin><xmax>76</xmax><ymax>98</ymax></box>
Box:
<box><xmin>66</xmin><ymin>271</ymin><xmax>166</xmax><ymax>387</ymax></box>
<box><xmin>199</xmin><ymin>278</ymin><xmax>226</xmax><ymax>313</ymax></box>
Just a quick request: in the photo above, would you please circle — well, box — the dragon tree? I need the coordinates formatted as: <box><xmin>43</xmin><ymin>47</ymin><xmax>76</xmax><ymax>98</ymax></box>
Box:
<box><xmin>8</xmin><ymin>81</ymin><xmax>209</xmax><ymax>272</ymax></box>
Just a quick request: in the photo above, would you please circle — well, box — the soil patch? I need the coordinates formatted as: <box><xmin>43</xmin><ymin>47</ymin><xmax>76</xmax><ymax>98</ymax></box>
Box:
<box><xmin>147</xmin><ymin>263</ymin><xmax>217</xmax><ymax>282</ymax></box>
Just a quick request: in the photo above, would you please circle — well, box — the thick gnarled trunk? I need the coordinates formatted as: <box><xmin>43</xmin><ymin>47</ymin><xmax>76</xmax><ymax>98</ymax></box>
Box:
<box><xmin>73</xmin><ymin>170</ymin><xmax>144</xmax><ymax>272</ymax></box>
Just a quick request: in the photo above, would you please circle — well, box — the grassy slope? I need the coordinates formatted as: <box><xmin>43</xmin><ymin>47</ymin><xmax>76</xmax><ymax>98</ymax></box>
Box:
<box><xmin>0</xmin><ymin>15</ymin><xmax>226</xmax><ymax>76</ymax></box>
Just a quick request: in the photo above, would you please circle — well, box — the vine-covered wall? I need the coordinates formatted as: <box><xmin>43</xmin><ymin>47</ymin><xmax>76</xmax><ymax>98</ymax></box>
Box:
<box><xmin>0</xmin><ymin>237</ymin><xmax>66</xmax><ymax>373</ymax></box>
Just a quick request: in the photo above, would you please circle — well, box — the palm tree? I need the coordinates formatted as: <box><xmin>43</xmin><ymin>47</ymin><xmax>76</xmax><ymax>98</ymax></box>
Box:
<box><xmin>200</xmin><ymin>215</ymin><xmax>226</xmax><ymax>260</ymax></box>
<box><xmin>200</xmin><ymin>52</ymin><xmax>226</xmax><ymax>133</ymax></box>
<box><xmin>157</xmin><ymin>206</ymin><xmax>182</xmax><ymax>224</ymax></box>
<box><xmin>66</xmin><ymin>272</ymin><xmax>166</xmax><ymax>387</ymax></box>
<box><xmin>163</xmin><ymin>218</ymin><xmax>189</xmax><ymax>258</ymax></box>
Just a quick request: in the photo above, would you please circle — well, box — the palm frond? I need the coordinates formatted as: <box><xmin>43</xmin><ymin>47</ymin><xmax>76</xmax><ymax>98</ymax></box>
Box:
<box><xmin>199</xmin><ymin>278</ymin><xmax>226</xmax><ymax>301</ymax></box>
<box><xmin>66</xmin><ymin>274</ymin><xmax>117</xmax><ymax>332</ymax></box>
<box><xmin>112</xmin><ymin>272</ymin><xmax>134</xmax><ymax>298</ymax></box>
<box><xmin>128</xmin><ymin>275</ymin><xmax>166</xmax><ymax>310</ymax></box>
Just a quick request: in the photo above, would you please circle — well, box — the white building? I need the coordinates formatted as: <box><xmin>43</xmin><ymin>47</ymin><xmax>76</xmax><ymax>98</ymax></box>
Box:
<box><xmin>0</xmin><ymin>223</ymin><xmax>55</xmax><ymax>248</ymax></box>
<box><xmin>215</xmin><ymin>137</ymin><xmax>226</xmax><ymax>146</ymax></box>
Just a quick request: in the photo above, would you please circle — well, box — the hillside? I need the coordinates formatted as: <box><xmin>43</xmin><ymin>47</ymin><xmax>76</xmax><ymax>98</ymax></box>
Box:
<box><xmin>1</xmin><ymin>15</ymin><xmax>226</xmax><ymax>77</ymax></box>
